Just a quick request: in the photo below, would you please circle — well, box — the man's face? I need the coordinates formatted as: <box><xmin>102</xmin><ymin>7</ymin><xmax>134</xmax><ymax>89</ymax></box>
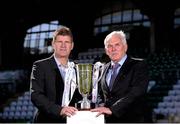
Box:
<box><xmin>105</xmin><ymin>35</ymin><xmax>127</xmax><ymax>62</ymax></box>
<box><xmin>52</xmin><ymin>35</ymin><xmax>74</xmax><ymax>58</ymax></box>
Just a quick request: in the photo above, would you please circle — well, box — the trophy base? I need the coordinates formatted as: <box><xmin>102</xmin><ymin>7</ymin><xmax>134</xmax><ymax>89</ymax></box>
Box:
<box><xmin>75</xmin><ymin>102</ymin><xmax>96</xmax><ymax>110</ymax></box>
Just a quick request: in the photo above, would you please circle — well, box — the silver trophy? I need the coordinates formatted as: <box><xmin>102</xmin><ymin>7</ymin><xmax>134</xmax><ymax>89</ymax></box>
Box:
<box><xmin>75</xmin><ymin>62</ymin><xmax>104</xmax><ymax>110</ymax></box>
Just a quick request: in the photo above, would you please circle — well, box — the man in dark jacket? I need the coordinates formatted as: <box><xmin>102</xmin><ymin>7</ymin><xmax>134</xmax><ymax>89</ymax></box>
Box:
<box><xmin>91</xmin><ymin>30</ymin><xmax>149</xmax><ymax>123</ymax></box>
<box><xmin>30</xmin><ymin>26</ymin><xmax>82</xmax><ymax>123</ymax></box>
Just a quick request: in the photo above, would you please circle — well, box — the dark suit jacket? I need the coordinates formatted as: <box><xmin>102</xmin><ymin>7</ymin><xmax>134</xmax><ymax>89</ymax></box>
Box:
<box><xmin>30</xmin><ymin>55</ymin><xmax>82</xmax><ymax>123</ymax></box>
<box><xmin>98</xmin><ymin>56</ymin><xmax>149</xmax><ymax>123</ymax></box>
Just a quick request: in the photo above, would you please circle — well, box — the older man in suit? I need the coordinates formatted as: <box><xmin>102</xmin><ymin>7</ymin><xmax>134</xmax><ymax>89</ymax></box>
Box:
<box><xmin>30</xmin><ymin>26</ymin><xmax>82</xmax><ymax>123</ymax></box>
<box><xmin>91</xmin><ymin>30</ymin><xmax>149</xmax><ymax>123</ymax></box>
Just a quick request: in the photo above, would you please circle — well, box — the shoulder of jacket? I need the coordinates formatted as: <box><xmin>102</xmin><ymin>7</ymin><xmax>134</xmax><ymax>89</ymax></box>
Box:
<box><xmin>34</xmin><ymin>55</ymin><xmax>53</xmax><ymax>64</ymax></box>
<box><xmin>131</xmin><ymin>57</ymin><xmax>144</xmax><ymax>61</ymax></box>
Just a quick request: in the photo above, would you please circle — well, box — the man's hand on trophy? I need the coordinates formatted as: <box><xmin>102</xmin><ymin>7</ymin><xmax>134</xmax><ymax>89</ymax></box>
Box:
<box><xmin>90</xmin><ymin>106</ymin><xmax>112</xmax><ymax>117</ymax></box>
<box><xmin>60</xmin><ymin>106</ymin><xmax>78</xmax><ymax>117</ymax></box>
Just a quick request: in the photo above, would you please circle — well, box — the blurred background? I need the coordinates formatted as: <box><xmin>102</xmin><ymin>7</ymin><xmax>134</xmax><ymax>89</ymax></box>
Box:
<box><xmin>0</xmin><ymin>0</ymin><xmax>180</xmax><ymax>123</ymax></box>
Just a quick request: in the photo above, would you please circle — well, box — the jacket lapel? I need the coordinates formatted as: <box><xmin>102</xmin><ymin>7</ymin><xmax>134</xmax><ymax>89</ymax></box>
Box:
<box><xmin>110</xmin><ymin>57</ymin><xmax>132</xmax><ymax>91</ymax></box>
<box><xmin>48</xmin><ymin>55</ymin><xmax>64</xmax><ymax>105</ymax></box>
<box><xmin>102</xmin><ymin>62</ymin><xmax>111</xmax><ymax>91</ymax></box>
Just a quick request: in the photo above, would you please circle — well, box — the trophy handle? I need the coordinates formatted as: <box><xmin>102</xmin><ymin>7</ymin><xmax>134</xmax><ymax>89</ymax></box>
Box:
<box><xmin>92</xmin><ymin>62</ymin><xmax>105</xmax><ymax>89</ymax></box>
<box><xmin>92</xmin><ymin>62</ymin><xmax>104</xmax><ymax>103</ymax></box>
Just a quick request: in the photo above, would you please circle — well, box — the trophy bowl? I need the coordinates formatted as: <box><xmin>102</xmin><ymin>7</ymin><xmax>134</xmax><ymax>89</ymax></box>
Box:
<box><xmin>75</xmin><ymin>63</ymin><xmax>93</xmax><ymax>110</ymax></box>
<box><xmin>75</xmin><ymin>62</ymin><xmax>104</xmax><ymax>110</ymax></box>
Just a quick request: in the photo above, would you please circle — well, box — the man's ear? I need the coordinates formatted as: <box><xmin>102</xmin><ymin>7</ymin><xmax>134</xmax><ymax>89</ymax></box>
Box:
<box><xmin>51</xmin><ymin>41</ymin><xmax>55</xmax><ymax>50</ymax></box>
<box><xmin>105</xmin><ymin>48</ymin><xmax>109</xmax><ymax>56</ymax></box>
<box><xmin>125</xmin><ymin>44</ymin><xmax>128</xmax><ymax>52</ymax></box>
<box><xmin>71</xmin><ymin>42</ymin><xmax>74</xmax><ymax>50</ymax></box>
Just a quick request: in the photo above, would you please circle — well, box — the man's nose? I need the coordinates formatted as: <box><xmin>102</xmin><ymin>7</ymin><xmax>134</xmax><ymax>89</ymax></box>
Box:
<box><xmin>112</xmin><ymin>46</ymin><xmax>116</xmax><ymax>51</ymax></box>
<box><xmin>61</xmin><ymin>42</ymin><xmax>66</xmax><ymax>47</ymax></box>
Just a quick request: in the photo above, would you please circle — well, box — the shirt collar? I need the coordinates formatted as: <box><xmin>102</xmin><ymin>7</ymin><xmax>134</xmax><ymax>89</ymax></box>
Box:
<box><xmin>111</xmin><ymin>54</ymin><xmax>127</xmax><ymax>67</ymax></box>
<box><xmin>54</xmin><ymin>54</ymin><xmax>69</xmax><ymax>68</ymax></box>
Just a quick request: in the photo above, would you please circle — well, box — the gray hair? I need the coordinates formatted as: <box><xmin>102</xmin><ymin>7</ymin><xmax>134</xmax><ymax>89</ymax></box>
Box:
<box><xmin>104</xmin><ymin>30</ymin><xmax>127</xmax><ymax>48</ymax></box>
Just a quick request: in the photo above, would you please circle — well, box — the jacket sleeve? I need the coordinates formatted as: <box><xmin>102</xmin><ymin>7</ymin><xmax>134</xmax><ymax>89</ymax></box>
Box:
<box><xmin>30</xmin><ymin>62</ymin><xmax>62</xmax><ymax>118</ymax></box>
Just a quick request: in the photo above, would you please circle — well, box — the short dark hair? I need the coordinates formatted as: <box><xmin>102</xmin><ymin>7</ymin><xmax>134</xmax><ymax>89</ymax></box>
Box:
<box><xmin>52</xmin><ymin>26</ymin><xmax>73</xmax><ymax>42</ymax></box>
